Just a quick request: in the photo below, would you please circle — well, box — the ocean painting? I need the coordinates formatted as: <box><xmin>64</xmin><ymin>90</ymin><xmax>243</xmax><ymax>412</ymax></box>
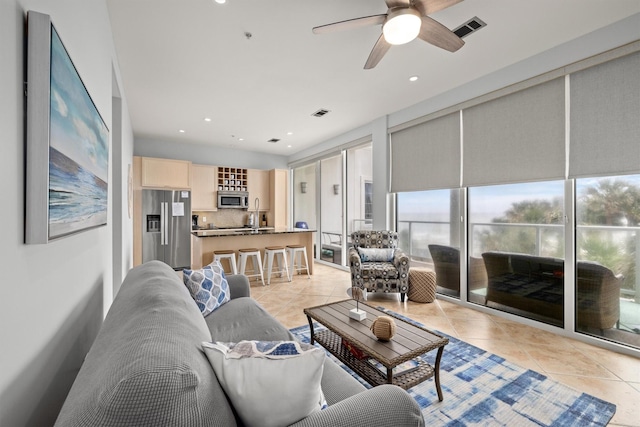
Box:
<box><xmin>48</xmin><ymin>27</ymin><xmax>109</xmax><ymax>239</ymax></box>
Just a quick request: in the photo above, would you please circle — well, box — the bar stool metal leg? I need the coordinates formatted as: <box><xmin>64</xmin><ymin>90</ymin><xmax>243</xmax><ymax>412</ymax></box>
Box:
<box><xmin>213</xmin><ymin>250</ymin><xmax>238</xmax><ymax>275</ymax></box>
<box><xmin>286</xmin><ymin>245</ymin><xmax>310</xmax><ymax>280</ymax></box>
<box><xmin>239</xmin><ymin>248</ymin><xmax>265</xmax><ymax>286</ymax></box>
<box><xmin>263</xmin><ymin>246</ymin><xmax>291</xmax><ymax>285</ymax></box>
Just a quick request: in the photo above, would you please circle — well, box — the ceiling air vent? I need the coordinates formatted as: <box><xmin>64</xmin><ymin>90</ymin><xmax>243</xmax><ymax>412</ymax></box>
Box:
<box><xmin>453</xmin><ymin>17</ymin><xmax>486</xmax><ymax>39</ymax></box>
<box><xmin>312</xmin><ymin>108</ymin><xmax>330</xmax><ymax>117</ymax></box>
<box><xmin>267</xmin><ymin>138</ymin><xmax>280</xmax><ymax>143</ymax></box>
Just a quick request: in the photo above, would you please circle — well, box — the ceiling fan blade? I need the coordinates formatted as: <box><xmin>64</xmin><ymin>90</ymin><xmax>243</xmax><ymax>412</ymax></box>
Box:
<box><xmin>386</xmin><ymin>0</ymin><xmax>411</xmax><ymax>8</ymax></box>
<box><xmin>313</xmin><ymin>14</ymin><xmax>386</xmax><ymax>34</ymax></box>
<box><xmin>364</xmin><ymin>34</ymin><xmax>392</xmax><ymax>69</ymax></box>
<box><xmin>418</xmin><ymin>16</ymin><xmax>464</xmax><ymax>52</ymax></box>
<box><xmin>413</xmin><ymin>0</ymin><xmax>463</xmax><ymax>16</ymax></box>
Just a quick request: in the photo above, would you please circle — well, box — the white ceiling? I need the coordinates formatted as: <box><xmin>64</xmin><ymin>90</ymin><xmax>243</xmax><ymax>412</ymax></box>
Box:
<box><xmin>106</xmin><ymin>0</ymin><xmax>640</xmax><ymax>156</ymax></box>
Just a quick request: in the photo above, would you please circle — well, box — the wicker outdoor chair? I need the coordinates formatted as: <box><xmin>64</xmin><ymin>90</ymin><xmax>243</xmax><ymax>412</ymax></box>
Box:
<box><xmin>349</xmin><ymin>230</ymin><xmax>410</xmax><ymax>302</ymax></box>
<box><xmin>576</xmin><ymin>261</ymin><xmax>623</xmax><ymax>331</ymax></box>
<box><xmin>428</xmin><ymin>245</ymin><xmax>488</xmax><ymax>297</ymax></box>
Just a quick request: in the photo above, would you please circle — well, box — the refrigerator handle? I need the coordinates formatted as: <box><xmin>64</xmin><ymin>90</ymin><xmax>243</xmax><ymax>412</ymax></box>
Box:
<box><xmin>160</xmin><ymin>202</ymin><xmax>166</xmax><ymax>246</ymax></box>
<box><xmin>164</xmin><ymin>202</ymin><xmax>169</xmax><ymax>245</ymax></box>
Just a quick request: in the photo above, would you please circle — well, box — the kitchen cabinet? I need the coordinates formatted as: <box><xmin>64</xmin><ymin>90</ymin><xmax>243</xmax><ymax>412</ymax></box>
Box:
<box><xmin>269</xmin><ymin>169</ymin><xmax>289</xmax><ymax>228</ymax></box>
<box><xmin>191</xmin><ymin>164</ymin><xmax>217</xmax><ymax>210</ymax></box>
<box><xmin>247</xmin><ymin>169</ymin><xmax>270</xmax><ymax>211</ymax></box>
<box><xmin>140</xmin><ymin>157</ymin><xmax>191</xmax><ymax>189</ymax></box>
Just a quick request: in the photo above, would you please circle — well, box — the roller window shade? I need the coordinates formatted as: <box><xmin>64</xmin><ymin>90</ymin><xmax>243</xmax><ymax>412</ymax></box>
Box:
<box><xmin>462</xmin><ymin>78</ymin><xmax>566</xmax><ymax>187</ymax></box>
<box><xmin>390</xmin><ymin>112</ymin><xmax>460</xmax><ymax>192</ymax></box>
<box><xmin>569</xmin><ymin>51</ymin><xmax>640</xmax><ymax>178</ymax></box>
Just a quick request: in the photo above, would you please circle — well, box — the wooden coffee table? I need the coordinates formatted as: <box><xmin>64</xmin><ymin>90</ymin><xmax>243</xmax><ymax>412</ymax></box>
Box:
<box><xmin>304</xmin><ymin>299</ymin><xmax>449</xmax><ymax>400</ymax></box>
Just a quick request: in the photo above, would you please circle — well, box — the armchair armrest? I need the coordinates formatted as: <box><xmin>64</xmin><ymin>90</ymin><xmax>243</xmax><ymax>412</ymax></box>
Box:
<box><xmin>349</xmin><ymin>248</ymin><xmax>364</xmax><ymax>288</ymax></box>
<box><xmin>226</xmin><ymin>274</ymin><xmax>250</xmax><ymax>299</ymax></box>
<box><xmin>393</xmin><ymin>249</ymin><xmax>410</xmax><ymax>284</ymax></box>
<box><xmin>289</xmin><ymin>384</ymin><xmax>424</xmax><ymax>427</ymax></box>
<box><xmin>348</xmin><ymin>247</ymin><xmax>361</xmax><ymax>267</ymax></box>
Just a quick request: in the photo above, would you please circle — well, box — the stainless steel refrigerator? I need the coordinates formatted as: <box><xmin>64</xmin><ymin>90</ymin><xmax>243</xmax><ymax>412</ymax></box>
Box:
<box><xmin>142</xmin><ymin>190</ymin><xmax>191</xmax><ymax>269</ymax></box>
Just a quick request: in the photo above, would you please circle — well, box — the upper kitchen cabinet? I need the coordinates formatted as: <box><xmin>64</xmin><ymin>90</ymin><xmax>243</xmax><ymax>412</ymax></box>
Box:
<box><xmin>247</xmin><ymin>169</ymin><xmax>270</xmax><ymax>211</ymax></box>
<box><xmin>140</xmin><ymin>157</ymin><xmax>191</xmax><ymax>189</ymax></box>
<box><xmin>270</xmin><ymin>169</ymin><xmax>289</xmax><ymax>228</ymax></box>
<box><xmin>191</xmin><ymin>164</ymin><xmax>217</xmax><ymax>211</ymax></box>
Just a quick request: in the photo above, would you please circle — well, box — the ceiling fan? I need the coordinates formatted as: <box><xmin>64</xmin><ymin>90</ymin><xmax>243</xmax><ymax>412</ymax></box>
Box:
<box><xmin>313</xmin><ymin>0</ymin><xmax>465</xmax><ymax>69</ymax></box>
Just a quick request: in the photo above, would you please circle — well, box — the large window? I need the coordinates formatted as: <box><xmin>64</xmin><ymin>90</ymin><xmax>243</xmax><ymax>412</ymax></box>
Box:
<box><xmin>576</xmin><ymin>175</ymin><xmax>640</xmax><ymax>348</ymax></box>
<box><xmin>469</xmin><ymin>181</ymin><xmax>565</xmax><ymax>326</ymax></box>
<box><xmin>397</xmin><ymin>189</ymin><xmax>462</xmax><ymax>297</ymax></box>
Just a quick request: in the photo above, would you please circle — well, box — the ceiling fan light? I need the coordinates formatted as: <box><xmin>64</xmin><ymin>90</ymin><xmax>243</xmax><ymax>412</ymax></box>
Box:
<box><xmin>383</xmin><ymin>9</ymin><xmax>421</xmax><ymax>45</ymax></box>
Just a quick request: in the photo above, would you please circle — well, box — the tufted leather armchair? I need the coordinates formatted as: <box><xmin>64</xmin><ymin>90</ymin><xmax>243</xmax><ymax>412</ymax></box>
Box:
<box><xmin>349</xmin><ymin>230</ymin><xmax>410</xmax><ymax>302</ymax></box>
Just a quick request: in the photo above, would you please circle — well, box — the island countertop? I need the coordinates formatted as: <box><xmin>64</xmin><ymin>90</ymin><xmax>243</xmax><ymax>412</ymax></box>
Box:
<box><xmin>190</xmin><ymin>227</ymin><xmax>316</xmax><ymax>274</ymax></box>
<box><xmin>192</xmin><ymin>227</ymin><xmax>316</xmax><ymax>238</ymax></box>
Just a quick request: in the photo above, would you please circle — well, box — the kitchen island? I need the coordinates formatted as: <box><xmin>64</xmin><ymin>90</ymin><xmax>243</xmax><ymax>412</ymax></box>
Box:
<box><xmin>191</xmin><ymin>227</ymin><xmax>315</xmax><ymax>274</ymax></box>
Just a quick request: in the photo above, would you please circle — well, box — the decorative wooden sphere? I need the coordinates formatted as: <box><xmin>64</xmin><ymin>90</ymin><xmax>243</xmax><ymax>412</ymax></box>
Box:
<box><xmin>370</xmin><ymin>316</ymin><xmax>396</xmax><ymax>341</ymax></box>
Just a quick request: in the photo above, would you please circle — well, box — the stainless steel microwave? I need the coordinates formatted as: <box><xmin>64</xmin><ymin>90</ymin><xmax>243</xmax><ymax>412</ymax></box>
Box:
<box><xmin>217</xmin><ymin>191</ymin><xmax>249</xmax><ymax>209</ymax></box>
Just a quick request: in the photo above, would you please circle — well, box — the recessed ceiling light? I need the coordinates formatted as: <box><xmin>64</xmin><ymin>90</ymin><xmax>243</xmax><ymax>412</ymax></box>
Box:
<box><xmin>214</xmin><ymin>0</ymin><xmax>226</xmax><ymax>4</ymax></box>
<box><xmin>409</xmin><ymin>75</ymin><xmax>419</xmax><ymax>82</ymax></box>
<box><xmin>178</xmin><ymin>129</ymin><xmax>186</xmax><ymax>133</ymax></box>
<box><xmin>238</xmin><ymin>138</ymin><xmax>244</xmax><ymax>141</ymax></box>
<box><xmin>287</xmin><ymin>145</ymin><xmax>292</xmax><ymax>148</ymax></box>
<box><xmin>204</xmin><ymin>117</ymin><xmax>211</xmax><ymax>122</ymax></box>
<box><xmin>287</xmin><ymin>132</ymin><xmax>293</xmax><ymax>135</ymax></box>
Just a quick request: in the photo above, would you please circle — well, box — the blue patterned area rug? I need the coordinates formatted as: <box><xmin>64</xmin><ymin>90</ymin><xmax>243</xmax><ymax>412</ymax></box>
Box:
<box><xmin>290</xmin><ymin>309</ymin><xmax>616</xmax><ymax>427</ymax></box>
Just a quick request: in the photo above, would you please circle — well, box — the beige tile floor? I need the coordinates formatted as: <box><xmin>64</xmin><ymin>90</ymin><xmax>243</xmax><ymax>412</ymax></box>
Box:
<box><xmin>251</xmin><ymin>262</ymin><xmax>640</xmax><ymax>427</ymax></box>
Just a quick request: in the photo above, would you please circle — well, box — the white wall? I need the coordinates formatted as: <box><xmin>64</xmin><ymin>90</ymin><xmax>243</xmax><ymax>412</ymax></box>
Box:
<box><xmin>135</xmin><ymin>136</ymin><xmax>288</xmax><ymax>170</ymax></box>
<box><xmin>0</xmin><ymin>1</ymin><xmax>133</xmax><ymax>425</ymax></box>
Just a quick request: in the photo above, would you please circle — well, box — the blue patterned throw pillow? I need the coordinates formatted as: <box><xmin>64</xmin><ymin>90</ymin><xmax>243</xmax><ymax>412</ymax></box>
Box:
<box><xmin>202</xmin><ymin>340</ymin><xmax>327</xmax><ymax>427</ymax></box>
<box><xmin>357</xmin><ymin>247</ymin><xmax>395</xmax><ymax>262</ymax></box>
<box><xmin>183</xmin><ymin>261</ymin><xmax>230</xmax><ymax>317</ymax></box>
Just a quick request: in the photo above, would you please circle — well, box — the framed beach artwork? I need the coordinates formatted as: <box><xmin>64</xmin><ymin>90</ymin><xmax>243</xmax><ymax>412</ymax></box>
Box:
<box><xmin>25</xmin><ymin>11</ymin><xmax>109</xmax><ymax>244</ymax></box>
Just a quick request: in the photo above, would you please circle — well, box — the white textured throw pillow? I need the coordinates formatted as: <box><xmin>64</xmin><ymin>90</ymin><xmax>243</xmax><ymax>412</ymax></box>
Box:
<box><xmin>357</xmin><ymin>247</ymin><xmax>395</xmax><ymax>262</ymax></box>
<box><xmin>202</xmin><ymin>340</ymin><xmax>327</xmax><ymax>427</ymax></box>
<box><xmin>183</xmin><ymin>261</ymin><xmax>230</xmax><ymax>317</ymax></box>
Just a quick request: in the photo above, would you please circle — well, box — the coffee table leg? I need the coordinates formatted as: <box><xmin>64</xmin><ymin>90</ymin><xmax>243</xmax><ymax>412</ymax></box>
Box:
<box><xmin>434</xmin><ymin>346</ymin><xmax>445</xmax><ymax>401</ymax></box>
<box><xmin>307</xmin><ymin>315</ymin><xmax>315</xmax><ymax>345</ymax></box>
<box><xmin>387</xmin><ymin>367</ymin><xmax>393</xmax><ymax>384</ymax></box>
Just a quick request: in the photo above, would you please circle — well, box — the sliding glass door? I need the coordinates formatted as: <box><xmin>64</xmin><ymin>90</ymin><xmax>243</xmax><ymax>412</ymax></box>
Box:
<box><xmin>320</xmin><ymin>155</ymin><xmax>343</xmax><ymax>266</ymax></box>
<box><xmin>292</xmin><ymin>164</ymin><xmax>316</xmax><ymax>230</ymax></box>
<box><xmin>576</xmin><ymin>174</ymin><xmax>640</xmax><ymax>348</ymax></box>
<box><xmin>346</xmin><ymin>143</ymin><xmax>373</xmax><ymax>238</ymax></box>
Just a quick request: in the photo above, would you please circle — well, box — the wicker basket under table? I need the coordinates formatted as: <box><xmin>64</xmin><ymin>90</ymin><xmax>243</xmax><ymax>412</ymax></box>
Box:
<box><xmin>304</xmin><ymin>299</ymin><xmax>449</xmax><ymax>400</ymax></box>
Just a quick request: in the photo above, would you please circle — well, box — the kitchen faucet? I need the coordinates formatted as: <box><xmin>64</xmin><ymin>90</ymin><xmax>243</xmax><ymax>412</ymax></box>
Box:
<box><xmin>253</xmin><ymin>198</ymin><xmax>259</xmax><ymax>229</ymax></box>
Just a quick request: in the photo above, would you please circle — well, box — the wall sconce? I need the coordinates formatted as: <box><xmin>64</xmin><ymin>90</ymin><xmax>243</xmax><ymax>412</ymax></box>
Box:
<box><xmin>333</xmin><ymin>184</ymin><xmax>340</xmax><ymax>195</ymax></box>
<box><xmin>300</xmin><ymin>182</ymin><xmax>307</xmax><ymax>193</ymax></box>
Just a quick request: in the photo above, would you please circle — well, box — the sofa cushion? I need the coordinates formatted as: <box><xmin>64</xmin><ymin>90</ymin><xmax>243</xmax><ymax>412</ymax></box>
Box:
<box><xmin>183</xmin><ymin>261</ymin><xmax>230</xmax><ymax>316</ymax></box>
<box><xmin>205</xmin><ymin>297</ymin><xmax>295</xmax><ymax>342</ymax></box>
<box><xmin>360</xmin><ymin>262</ymin><xmax>399</xmax><ymax>279</ymax></box>
<box><xmin>203</xmin><ymin>340</ymin><xmax>326</xmax><ymax>427</ymax></box>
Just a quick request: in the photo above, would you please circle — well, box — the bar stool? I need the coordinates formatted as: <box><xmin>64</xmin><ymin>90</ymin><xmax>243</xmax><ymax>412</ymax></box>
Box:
<box><xmin>238</xmin><ymin>248</ymin><xmax>265</xmax><ymax>286</ymax></box>
<box><xmin>262</xmin><ymin>246</ymin><xmax>290</xmax><ymax>285</ymax></box>
<box><xmin>286</xmin><ymin>244</ymin><xmax>310</xmax><ymax>280</ymax></box>
<box><xmin>213</xmin><ymin>250</ymin><xmax>238</xmax><ymax>275</ymax></box>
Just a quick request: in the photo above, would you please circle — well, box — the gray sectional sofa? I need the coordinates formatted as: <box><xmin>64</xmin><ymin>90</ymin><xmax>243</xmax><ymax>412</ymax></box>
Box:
<box><xmin>54</xmin><ymin>260</ymin><xmax>424</xmax><ymax>426</ymax></box>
